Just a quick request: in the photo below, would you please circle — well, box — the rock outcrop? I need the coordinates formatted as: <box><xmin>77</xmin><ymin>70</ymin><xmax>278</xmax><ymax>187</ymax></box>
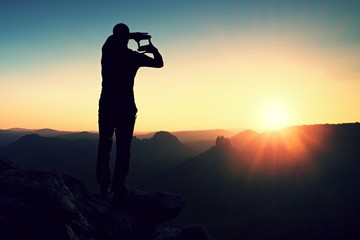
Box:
<box><xmin>0</xmin><ymin>158</ymin><xmax>213</xmax><ymax>240</ymax></box>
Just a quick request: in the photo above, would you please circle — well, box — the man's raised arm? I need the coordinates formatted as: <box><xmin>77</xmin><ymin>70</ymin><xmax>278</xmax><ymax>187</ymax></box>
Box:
<box><xmin>140</xmin><ymin>43</ymin><xmax>164</xmax><ymax>68</ymax></box>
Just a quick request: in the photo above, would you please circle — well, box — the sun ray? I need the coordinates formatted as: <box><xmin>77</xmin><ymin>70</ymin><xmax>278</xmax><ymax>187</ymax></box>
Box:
<box><xmin>241</xmin><ymin>125</ymin><xmax>331</xmax><ymax>179</ymax></box>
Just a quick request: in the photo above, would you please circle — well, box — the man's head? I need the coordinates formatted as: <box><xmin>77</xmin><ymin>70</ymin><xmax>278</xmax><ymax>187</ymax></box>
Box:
<box><xmin>113</xmin><ymin>23</ymin><xmax>130</xmax><ymax>45</ymax></box>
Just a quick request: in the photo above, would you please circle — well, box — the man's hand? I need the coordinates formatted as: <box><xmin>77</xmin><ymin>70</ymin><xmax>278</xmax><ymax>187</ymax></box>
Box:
<box><xmin>138</xmin><ymin>38</ymin><xmax>159</xmax><ymax>53</ymax></box>
<box><xmin>138</xmin><ymin>39</ymin><xmax>164</xmax><ymax>68</ymax></box>
<box><xmin>144</xmin><ymin>43</ymin><xmax>159</xmax><ymax>54</ymax></box>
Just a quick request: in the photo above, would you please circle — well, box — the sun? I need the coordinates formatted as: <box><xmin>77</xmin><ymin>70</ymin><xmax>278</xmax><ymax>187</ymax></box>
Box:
<box><xmin>262</xmin><ymin>103</ymin><xmax>289</xmax><ymax>130</ymax></box>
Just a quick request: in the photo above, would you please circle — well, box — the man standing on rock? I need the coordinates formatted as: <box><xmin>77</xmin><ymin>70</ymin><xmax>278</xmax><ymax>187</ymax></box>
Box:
<box><xmin>97</xmin><ymin>23</ymin><xmax>164</xmax><ymax>199</ymax></box>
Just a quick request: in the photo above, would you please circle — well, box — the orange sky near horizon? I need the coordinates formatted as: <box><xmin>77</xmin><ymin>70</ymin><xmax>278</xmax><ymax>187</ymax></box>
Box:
<box><xmin>1</xmin><ymin>1</ymin><xmax>360</xmax><ymax>133</ymax></box>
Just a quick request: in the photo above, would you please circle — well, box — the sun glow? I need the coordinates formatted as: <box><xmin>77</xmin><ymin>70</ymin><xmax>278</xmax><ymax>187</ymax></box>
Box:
<box><xmin>263</xmin><ymin>103</ymin><xmax>289</xmax><ymax>130</ymax></box>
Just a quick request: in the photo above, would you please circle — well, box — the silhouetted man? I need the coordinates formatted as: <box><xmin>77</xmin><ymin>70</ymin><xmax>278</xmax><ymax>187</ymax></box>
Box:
<box><xmin>97</xmin><ymin>23</ymin><xmax>163</xmax><ymax>199</ymax></box>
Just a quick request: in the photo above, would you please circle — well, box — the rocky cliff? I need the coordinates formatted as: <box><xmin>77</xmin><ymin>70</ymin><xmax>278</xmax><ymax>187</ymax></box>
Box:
<box><xmin>0</xmin><ymin>158</ymin><xmax>213</xmax><ymax>240</ymax></box>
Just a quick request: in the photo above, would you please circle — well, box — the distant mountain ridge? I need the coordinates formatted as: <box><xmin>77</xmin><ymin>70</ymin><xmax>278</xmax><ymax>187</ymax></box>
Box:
<box><xmin>1</xmin><ymin>123</ymin><xmax>360</xmax><ymax>239</ymax></box>
<box><xmin>0</xmin><ymin>130</ymin><xmax>196</xmax><ymax>192</ymax></box>
<box><xmin>126</xmin><ymin>123</ymin><xmax>360</xmax><ymax>240</ymax></box>
<box><xmin>132</xmin><ymin>131</ymin><xmax>194</xmax><ymax>161</ymax></box>
<box><xmin>136</xmin><ymin>129</ymin><xmax>238</xmax><ymax>142</ymax></box>
<box><xmin>0</xmin><ymin>133</ymin><xmax>98</xmax><ymax>189</ymax></box>
<box><xmin>0</xmin><ymin>128</ymin><xmax>75</xmax><ymax>148</ymax></box>
<box><xmin>0</xmin><ymin>127</ymin><xmax>238</xmax><ymax>153</ymax></box>
<box><xmin>58</xmin><ymin>131</ymin><xmax>98</xmax><ymax>140</ymax></box>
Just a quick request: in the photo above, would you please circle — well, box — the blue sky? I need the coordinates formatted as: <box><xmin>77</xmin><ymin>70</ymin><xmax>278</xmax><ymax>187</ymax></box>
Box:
<box><xmin>1</xmin><ymin>2</ymin><xmax>357</xmax><ymax>49</ymax></box>
<box><xmin>2</xmin><ymin>0</ymin><xmax>359</xmax><ymax>70</ymax></box>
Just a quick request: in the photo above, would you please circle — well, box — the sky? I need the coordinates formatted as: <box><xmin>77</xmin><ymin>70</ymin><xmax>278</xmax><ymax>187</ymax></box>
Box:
<box><xmin>1</xmin><ymin>0</ymin><xmax>360</xmax><ymax>132</ymax></box>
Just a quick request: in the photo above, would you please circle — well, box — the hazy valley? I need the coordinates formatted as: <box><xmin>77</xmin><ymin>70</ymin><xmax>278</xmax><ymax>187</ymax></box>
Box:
<box><xmin>1</xmin><ymin>123</ymin><xmax>360</xmax><ymax>240</ymax></box>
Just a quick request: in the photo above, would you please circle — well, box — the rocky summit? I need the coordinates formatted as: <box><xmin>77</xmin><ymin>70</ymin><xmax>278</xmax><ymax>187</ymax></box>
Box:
<box><xmin>0</xmin><ymin>158</ymin><xmax>213</xmax><ymax>240</ymax></box>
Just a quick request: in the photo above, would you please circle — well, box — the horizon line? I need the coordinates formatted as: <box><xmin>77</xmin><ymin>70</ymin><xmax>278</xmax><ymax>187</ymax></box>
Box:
<box><xmin>2</xmin><ymin>122</ymin><xmax>359</xmax><ymax>135</ymax></box>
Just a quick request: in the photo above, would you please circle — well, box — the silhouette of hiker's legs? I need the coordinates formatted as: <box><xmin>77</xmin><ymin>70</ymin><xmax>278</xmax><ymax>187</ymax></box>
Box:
<box><xmin>97</xmin><ymin>106</ymin><xmax>136</xmax><ymax>196</ymax></box>
<box><xmin>96</xmin><ymin>112</ymin><xmax>114</xmax><ymax>192</ymax></box>
<box><xmin>112</xmin><ymin>113</ymin><xmax>136</xmax><ymax>196</ymax></box>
